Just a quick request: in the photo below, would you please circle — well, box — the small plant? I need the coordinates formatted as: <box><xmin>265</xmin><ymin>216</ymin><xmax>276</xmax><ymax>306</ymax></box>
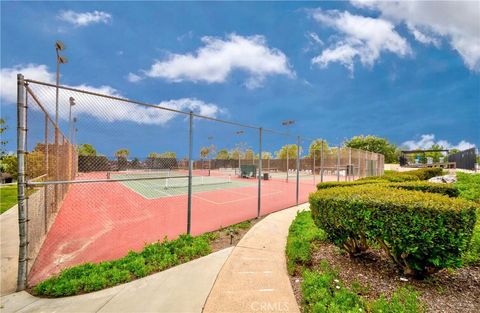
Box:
<box><xmin>370</xmin><ymin>287</ymin><xmax>426</xmax><ymax>313</ymax></box>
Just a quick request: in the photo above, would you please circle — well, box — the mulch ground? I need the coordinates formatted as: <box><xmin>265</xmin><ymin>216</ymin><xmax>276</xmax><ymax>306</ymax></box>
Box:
<box><xmin>210</xmin><ymin>217</ymin><xmax>264</xmax><ymax>252</ymax></box>
<box><xmin>290</xmin><ymin>242</ymin><xmax>480</xmax><ymax>313</ymax></box>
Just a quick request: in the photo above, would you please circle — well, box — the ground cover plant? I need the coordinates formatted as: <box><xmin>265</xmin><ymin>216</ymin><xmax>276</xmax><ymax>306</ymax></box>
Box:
<box><xmin>33</xmin><ymin>218</ymin><xmax>260</xmax><ymax>297</ymax></box>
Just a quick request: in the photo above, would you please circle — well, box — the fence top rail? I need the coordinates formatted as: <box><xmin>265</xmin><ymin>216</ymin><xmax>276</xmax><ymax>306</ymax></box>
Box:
<box><xmin>24</xmin><ymin>78</ymin><xmax>260</xmax><ymax>130</ymax></box>
<box><xmin>23</xmin><ymin>77</ymin><xmax>385</xmax><ymax>159</ymax></box>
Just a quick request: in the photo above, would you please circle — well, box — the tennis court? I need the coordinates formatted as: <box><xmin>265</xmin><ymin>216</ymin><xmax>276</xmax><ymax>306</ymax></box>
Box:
<box><xmin>19</xmin><ymin>78</ymin><xmax>384</xmax><ymax>289</ymax></box>
<box><xmin>110</xmin><ymin>169</ymin><xmax>255</xmax><ymax>198</ymax></box>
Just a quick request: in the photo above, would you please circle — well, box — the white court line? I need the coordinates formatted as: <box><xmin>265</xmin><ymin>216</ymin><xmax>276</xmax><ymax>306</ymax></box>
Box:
<box><xmin>192</xmin><ymin>190</ymin><xmax>283</xmax><ymax>205</ymax></box>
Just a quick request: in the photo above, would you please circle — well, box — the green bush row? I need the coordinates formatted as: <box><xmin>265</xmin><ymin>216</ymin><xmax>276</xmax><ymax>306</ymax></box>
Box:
<box><xmin>286</xmin><ymin>211</ymin><xmax>326</xmax><ymax>275</ymax></box>
<box><xmin>317</xmin><ymin>180</ymin><xmax>458</xmax><ymax>197</ymax></box>
<box><xmin>386</xmin><ymin>181</ymin><xmax>459</xmax><ymax>197</ymax></box>
<box><xmin>309</xmin><ymin>185</ymin><xmax>477</xmax><ymax>277</ymax></box>
<box><xmin>33</xmin><ymin>234</ymin><xmax>211</xmax><ymax>297</ymax></box>
<box><xmin>456</xmin><ymin>172</ymin><xmax>480</xmax><ymax>203</ymax></box>
<box><xmin>358</xmin><ymin>168</ymin><xmax>443</xmax><ymax>183</ymax></box>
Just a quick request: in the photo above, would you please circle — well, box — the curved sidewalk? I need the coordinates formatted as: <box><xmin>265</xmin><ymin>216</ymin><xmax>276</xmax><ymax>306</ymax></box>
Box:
<box><xmin>203</xmin><ymin>203</ymin><xmax>308</xmax><ymax>313</ymax></box>
<box><xmin>0</xmin><ymin>247</ymin><xmax>232</xmax><ymax>313</ymax></box>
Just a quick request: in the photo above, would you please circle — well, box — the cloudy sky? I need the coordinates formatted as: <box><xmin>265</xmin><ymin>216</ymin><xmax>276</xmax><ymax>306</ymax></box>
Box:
<box><xmin>1</xmin><ymin>1</ymin><xmax>479</xmax><ymax>157</ymax></box>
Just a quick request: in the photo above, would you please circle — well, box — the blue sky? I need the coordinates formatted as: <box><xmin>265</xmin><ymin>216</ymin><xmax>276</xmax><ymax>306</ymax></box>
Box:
<box><xmin>1</xmin><ymin>1</ymin><xmax>479</xmax><ymax>158</ymax></box>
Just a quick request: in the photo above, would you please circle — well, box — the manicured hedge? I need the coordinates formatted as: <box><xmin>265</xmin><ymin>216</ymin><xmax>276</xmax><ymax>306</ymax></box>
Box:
<box><xmin>309</xmin><ymin>185</ymin><xmax>477</xmax><ymax>277</ymax></box>
<box><xmin>358</xmin><ymin>168</ymin><xmax>443</xmax><ymax>183</ymax></box>
<box><xmin>317</xmin><ymin>179</ymin><xmax>459</xmax><ymax>198</ymax></box>
<box><xmin>317</xmin><ymin>180</ymin><xmax>386</xmax><ymax>190</ymax></box>
<box><xmin>386</xmin><ymin>181</ymin><xmax>459</xmax><ymax>197</ymax></box>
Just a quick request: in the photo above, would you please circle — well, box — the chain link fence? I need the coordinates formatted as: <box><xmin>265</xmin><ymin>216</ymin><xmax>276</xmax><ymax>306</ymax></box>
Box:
<box><xmin>16</xmin><ymin>75</ymin><xmax>384</xmax><ymax>289</ymax></box>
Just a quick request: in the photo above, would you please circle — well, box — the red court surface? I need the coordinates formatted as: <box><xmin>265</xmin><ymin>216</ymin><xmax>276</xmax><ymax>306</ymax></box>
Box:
<box><xmin>27</xmin><ymin>173</ymin><xmax>339</xmax><ymax>285</ymax></box>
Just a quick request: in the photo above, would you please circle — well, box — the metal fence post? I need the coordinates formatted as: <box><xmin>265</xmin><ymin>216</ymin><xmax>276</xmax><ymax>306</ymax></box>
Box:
<box><xmin>348</xmin><ymin>147</ymin><xmax>352</xmax><ymax>181</ymax></box>
<box><xmin>187</xmin><ymin>111</ymin><xmax>193</xmax><ymax>235</ymax></box>
<box><xmin>313</xmin><ymin>149</ymin><xmax>316</xmax><ymax>185</ymax></box>
<box><xmin>357</xmin><ymin>149</ymin><xmax>361</xmax><ymax>178</ymax></box>
<box><xmin>296</xmin><ymin>136</ymin><xmax>300</xmax><ymax>205</ymax></box>
<box><xmin>257</xmin><ymin>128</ymin><xmax>262</xmax><ymax>217</ymax></box>
<box><xmin>16</xmin><ymin>74</ymin><xmax>28</xmax><ymax>291</ymax></box>
<box><xmin>320</xmin><ymin>141</ymin><xmax>324</xmax><ymax>183</ymax></box>
<box><xmin>44</xmin><ymin>116</ymin><xmax>48</xmax><ymax>234</ymax></box>
<box><xmin>336</xmin><ymin>147</ymin><xmax>340</xmax><ymax>182</ymax></box>
<box><xmin>365</xmin><ymin>151</ymin><xmax>369</xmax><ymax>177</ymax></box>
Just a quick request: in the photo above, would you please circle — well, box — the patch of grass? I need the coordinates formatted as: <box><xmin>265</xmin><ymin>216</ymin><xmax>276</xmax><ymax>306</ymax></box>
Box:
<box><xmin>455</xmin><ymin>173</ymin><xmax>480</xmax><ymax>266</ymax></box>
<box><xmin>456</xmin><ymin>172</ymin><xmax>480</xmax><ymax>203</ymax></box>
<box><xmin>33</xmin><ymin>234</ymin><xmax>211</xmax><ymax>297</ymax></box>
<box><xmin>369</xmin><ymin>287</ymin><xmax>426</xmax><ymax>313</ymax></box>
<box><xmin>286</xmin><ymin>211</ymin><xmax>326</xmax><ymax>275</ymax></box>
<box><xmin>462</xmin><ymin>210</ymin><xmax>480</xmax><ymax>266</ymax></box>
<box><xmin>0</xmin><ymin>184</ymin><xmax>17</xmax><ymax>214</ymax></box>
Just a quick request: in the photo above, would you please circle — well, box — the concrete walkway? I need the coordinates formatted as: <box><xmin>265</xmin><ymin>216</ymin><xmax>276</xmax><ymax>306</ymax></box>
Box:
<box><xmin>203</xmin><ymin>203</ymin><xmax>307</xmax><ymax>313</ymax></box>
<box><xmin>0</xmin><ymin>247</ymin><xmax>232</xmax><ymax>313</ymax></box>
<box><xmin>1</xmin><ymin>205</ymin><xmax>19</xmax><ymax>296</ymax></box>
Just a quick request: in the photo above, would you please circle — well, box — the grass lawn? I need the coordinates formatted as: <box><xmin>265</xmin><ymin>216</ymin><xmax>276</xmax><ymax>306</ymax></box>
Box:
<box><xmin>0</xmin><ymin>184</ymin><xmax>17</xmax><ymax>214</ymax></box>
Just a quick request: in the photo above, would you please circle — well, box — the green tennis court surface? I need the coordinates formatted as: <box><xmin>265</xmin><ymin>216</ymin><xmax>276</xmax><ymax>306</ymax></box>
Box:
<box><xmin>112</xmin><ymin>172</ymin><xmax>256</xmax><ymax>199</ymax></box>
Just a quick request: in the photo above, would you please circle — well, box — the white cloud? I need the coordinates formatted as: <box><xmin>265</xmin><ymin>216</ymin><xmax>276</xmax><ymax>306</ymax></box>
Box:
<box><xmin>127</xmin><ymin>72</ymin><xmax>142</xmax><ymax>83</ymax></box>
<box><xmin>57</xmin><ymin>10</ymin><xmax>112</xmax><ymax>27</ymax></box>
<box><xmin>310</xmin><ymin>9</ymin><xmax>410</xmax><ymax>75</ymax></box>
<box><xmin>407</xmin><ymin>24</ymin><xmax>441</xmax><ymax>47</ymax></box>
<box><xmin>352</xmin><ymin>0</ymin><xmax>480</xmax><ymax>71</ymax></box>
<box><xmin>402</xmin><ymin>134</ymin><xmax>476</xmax><ymax>151</ymax></box>
<box><xmin>145</xmin><ymin>33</ymin><xmax>294</xmax><ymax>89</ymax></box>
<box><xmin>0</xmin><ymin>64</ymin><xmax>222</xmax><ymax>126</ymax></box>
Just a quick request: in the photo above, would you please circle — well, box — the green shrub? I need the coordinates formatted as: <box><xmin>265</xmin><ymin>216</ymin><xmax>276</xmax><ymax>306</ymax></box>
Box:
<box><xmin>33</xmin><ymin>234</ymin><xmax>211</xmax><ymax>297</ymax></box>
<box><xmin>309</xmin><ymin>186</ymin><xmax>477</xmax><ymax>277</ymax></box>
<box><xmin>286</xmin><ymin>211</ymin><xmax>326</xmax><ymax>274</ymax></box>
<box><xmin>407</xmin><ymin>168</ymin><xmax>443</xmax><ymax>180</ymax></box>
<box><xmin>317</xmin><ymin>180</ymin><xmax>385</xmax><ymax>190</ymax></box>
<box><xmin>386</xmin><ymin>181</ymin><xmax>459</xmax><ymax>197</ymax></box>
<box><xmin>359</xmin><ymin>171</ymin><xmax>420</xmax><ymax>183</ymax></box>
<box><xmin>456</xmin><ymin>172</ymin><xmax>480</xmax><ymax>203</ymax></box>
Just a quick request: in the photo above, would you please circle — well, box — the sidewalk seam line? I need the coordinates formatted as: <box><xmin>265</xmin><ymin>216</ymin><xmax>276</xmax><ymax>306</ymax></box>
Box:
<box><xmin>201</xmin><ymin>247</ymin><xmax>235</xmax><ymax>313</ymax></box>
<box><xmin>10</xmin><ymin>296</ymin><xmax>41</xmax><ymax>313</ymax></box>
<box><xmin>94</xmin><ymin>293</ymin><xmax>120</xmax><ymax>313</ymax></box>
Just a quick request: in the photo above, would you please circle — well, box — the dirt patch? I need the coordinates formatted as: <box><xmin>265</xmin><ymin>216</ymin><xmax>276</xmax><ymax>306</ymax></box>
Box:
<box><xmin>290</xmin><ymin>242</ymin><xmax>480</xmax><ymax>313</ymax></box>
<box><xmin>210</xmin><ymin>217</ymin><xmax>264</xmax><ymax>252</ymax></box>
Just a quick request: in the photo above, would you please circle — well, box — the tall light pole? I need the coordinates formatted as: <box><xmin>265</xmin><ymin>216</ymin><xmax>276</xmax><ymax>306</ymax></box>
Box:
<box><xmin>55</xmin><ymin>41</ymin><xmax>68</xmax><ymax>128</ymax></box>
<box><xmin>236</xmin><ymin>130</ymin><xmax>244</xmax><ymax>172</ymax></box>
<box><xmin>282</xmin><ymin>120</ymin><xmax>295</xmax><ymax>181</ymax></box>
<box><xmin>54</xmin><ymin>41</ymin><xmax>67</xmax><ymax>206</ymax></box>
<box><xmin>68</xmin><ymin>97</ymin><xmax>75</xmax><ymax>143</ymax></box>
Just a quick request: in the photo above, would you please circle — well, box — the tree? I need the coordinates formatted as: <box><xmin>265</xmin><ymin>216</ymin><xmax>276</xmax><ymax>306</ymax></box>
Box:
<box><xmin>255</xmin><ymin>152</ymin><xmax>273</xmax><ymax>160</ymax></box>
<box><xmin>343</xmin><ymin>135</ymin><xmax>398</xmax><ymax>163</ymax></box>
<box><xmin>308</xmin><ymin>139</ymin><xmax>329</xmax><ymax>159</ymax></box>
<box><xmin>276</xmin><ymin>144</ymin><xmax>301</xmax><ymax>159</ymax></box>
<box><xmin>425</xmin><ymin>144</ymin><xmax>445</xmax><ymax>163</ymax></box>
<box><xmin>115</xmin><ymin>148</ymin><xmax>129</xmax><ymax>158</ymax></box>
<box><xmin>78</xmin><ymin>144</ymin><xmax>97</xmax><ymax>156</ymax></box>
<box><xmin>200</xmin><ymin>147</ymin><xmax>209</xmax><ymax>159</ymax></box>
<box><xmin>0</xmin><ymin>118</ymin><xmax>7</xmax><ymax>157</ymax></box>
<box><xmin>0</xmin><ymin>155</ymin><xmax>17</xmax><ymax>179</ymax></box>
<box><xmin>216</xmin><ymin>149</ymin><xmax>230</xmax><ymax>160</ymax></box>
<box><xmin>230</xmin><ymin>148</ymin><xmax>243</xmax><ymax>160</ymax></box>
<box><xmin>148</xmin><ymin>151</ymin><xmax>177</xmax><ymax>158</ymax></box>
<box><xmin>448</xmin><ymin>149</ymin><xmax>460</xmax><ymax>155</ymax></box>
<box><xmin>244</xmin><ymin>149</ymin><xmax>254</xmax><ymax>160</ymax></box>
